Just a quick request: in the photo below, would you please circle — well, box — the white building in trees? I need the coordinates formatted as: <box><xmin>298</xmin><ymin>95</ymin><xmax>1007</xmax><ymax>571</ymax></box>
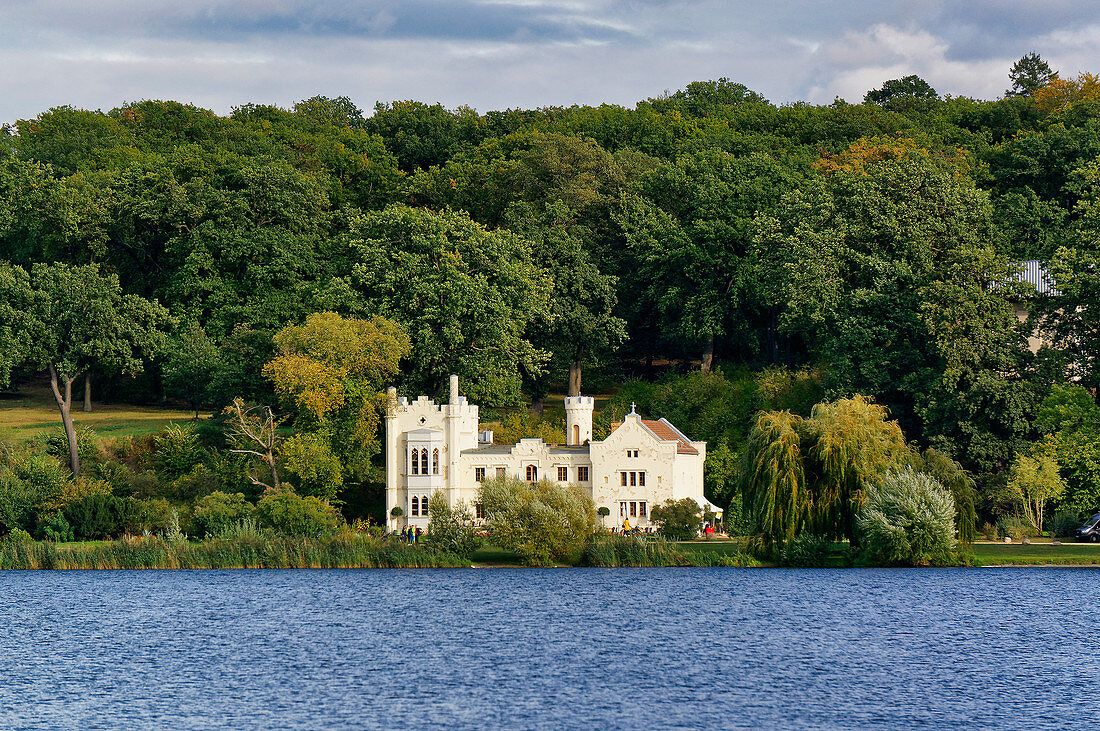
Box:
<box><xmin>385</xmin><ymin>375</ymin><xmax>714</xmax><ymax>531</ymax></box>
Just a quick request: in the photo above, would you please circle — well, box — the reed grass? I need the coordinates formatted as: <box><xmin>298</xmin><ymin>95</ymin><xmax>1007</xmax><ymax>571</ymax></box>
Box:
<box><xmin>583</xmin><ymin>535</ymin><xmax>764</xmax><ymax>567</ymax></box>
<box><xmin>582</xmin><ymin>536</ymin><xmax>691</xmax><ymax>567</ymax></box>
<box><xmin>0</xmin><ymin>535</ymin><xmax>468</xmax><ymax>570</ymax></box>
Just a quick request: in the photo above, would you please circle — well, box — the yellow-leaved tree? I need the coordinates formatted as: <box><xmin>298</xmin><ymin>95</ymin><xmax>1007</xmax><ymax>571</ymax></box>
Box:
<box><xmin>262</xmin><ymin>312</ymin><xmax>410</xmax><ymax>500</ymax></box>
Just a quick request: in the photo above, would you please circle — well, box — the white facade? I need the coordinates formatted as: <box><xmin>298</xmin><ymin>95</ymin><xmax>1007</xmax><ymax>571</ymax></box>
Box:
<box><xmin>385</xmin><ymin>375</ymin><xmax>713</xmax><ymax>531</ymax></box>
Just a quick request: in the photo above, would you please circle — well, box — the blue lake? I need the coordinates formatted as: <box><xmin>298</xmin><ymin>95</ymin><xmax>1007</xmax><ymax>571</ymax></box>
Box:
<box><xmin>0</xmin><ymin>568</ymin><xmax>1094</xmax><ymax>729</ymax></box>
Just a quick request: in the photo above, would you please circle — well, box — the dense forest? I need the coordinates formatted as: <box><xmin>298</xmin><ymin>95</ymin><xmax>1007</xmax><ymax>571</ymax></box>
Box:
<box><xmin>2</xmin><ymin>52</ymin><xmax>1100</xmax><ymax>542</ymax></box>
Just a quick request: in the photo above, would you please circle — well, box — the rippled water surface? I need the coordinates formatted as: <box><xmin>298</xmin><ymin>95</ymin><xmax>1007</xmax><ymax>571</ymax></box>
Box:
<box><xmin>0</xmin><ymin>568</ymin><xmax>1095</xmax><ymax>729</ymax></box>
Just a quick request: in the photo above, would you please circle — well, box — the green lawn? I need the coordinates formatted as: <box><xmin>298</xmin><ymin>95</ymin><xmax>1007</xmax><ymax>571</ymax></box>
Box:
<box><xmin>972</xmin><ymin>540</ymin><xmax>1100</xmax><ymax>565</ymax></box>
<box><xmin>470</xmin><ymin>544</ymin><xmax>524</xmax><ymax>566</ymax></box>
<box><xmin>676</xmin><ymin>539</ymin><xmax>746</xmax><ymax>556</ymax></box>
<box><xmin>0</xmin><ymin>386</ymin><xmax>196</xmax><ymax>443</ymax></box>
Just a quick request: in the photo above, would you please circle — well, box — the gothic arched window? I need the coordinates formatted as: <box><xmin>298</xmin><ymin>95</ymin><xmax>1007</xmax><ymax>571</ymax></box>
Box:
<box><xmin>433</xmin><ymin>449</ymin><xmax>440</xmax><ymax>475</ymax></box>
<box><xmin>526</xmin><ymin>464</ymin><xmax>537</xmax><ymax>482</ymax></box>
<box><xmin>421</xmin><ymin>448</ymin><xmax>429</xmax><ymax>474</ymax></box>
<box><xmin>411</xmin><ymin>495</ymin><xmax>419</xmax><ymax>516</ymax></box>
<box><xmin>411</xmin><ymin>448</ymin><xmax>419</xmax><ymax>475</ymax></box>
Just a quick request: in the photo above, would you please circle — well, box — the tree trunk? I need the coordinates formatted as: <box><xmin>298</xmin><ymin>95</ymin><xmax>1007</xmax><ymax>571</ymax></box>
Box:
<box><xmin>568</xmin><ymin>360</ymin><xmax>582</xmax><ymax>397</ymax></box>
<box><xmin>701</xmin><ymin>334</ymin><xmax>715</xmax><ymax>373</ymax></box>
<box><xmin>531</xmin><ymin>397</ymin><xmax>544</xmax><ymax>417</ymax></box>
<box><xmin>83</xmin><ymin>374</ymin><xmax>92</xmax><ymax>412</ymax></box>
<box><xmin>49</xmin><ymin>364</ymin><xmax>80</xmax><ymax>478</ymax></box>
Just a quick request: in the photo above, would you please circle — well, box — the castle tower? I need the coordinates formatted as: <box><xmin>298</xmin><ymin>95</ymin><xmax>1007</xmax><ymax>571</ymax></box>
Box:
<box><xmin>564</xmin><ymin>395</ymin><xmax>594</xmax><ymax>445</ymax></box>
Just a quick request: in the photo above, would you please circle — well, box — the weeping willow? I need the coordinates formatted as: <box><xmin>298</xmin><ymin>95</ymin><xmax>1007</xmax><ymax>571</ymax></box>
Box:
<box><xmin>803</xmin><ymin>397</ymin><xmax>908</xmax><ymax>544</ymax></box>
<box><xmin>740</xmin><ymin>410</ymin><xmax>808</xmax><ymax>549</ymax></box>
<box><xmin>907</xmin><ymin>447</ymin><xmax>978</xmax><ymax>545</ymax></box>
<box><xmin>740</xmin><ymin>396</ymin><xmax>909</xmax><ymax>547</ymax></box>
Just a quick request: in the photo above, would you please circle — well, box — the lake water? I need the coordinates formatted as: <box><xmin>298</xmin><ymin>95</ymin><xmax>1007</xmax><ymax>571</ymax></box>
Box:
<box><xmin>0</xmin><ymin>568</ymin><xmax>1094</xmax><ymax>729</ymax></box>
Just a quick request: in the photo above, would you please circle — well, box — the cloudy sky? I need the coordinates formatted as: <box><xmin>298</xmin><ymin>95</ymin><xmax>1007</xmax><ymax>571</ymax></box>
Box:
<box><xmin>2</xmin><ymin>1</ymin><xmax>1099</xmax><ymax>122</ymax></box>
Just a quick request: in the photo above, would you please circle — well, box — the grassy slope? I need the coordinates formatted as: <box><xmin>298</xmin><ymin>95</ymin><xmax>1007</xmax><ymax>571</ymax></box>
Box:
<box><xmin>0</xmin><ymin>386</ymin><xmax>196</xmax><ymax>443</ymax></box>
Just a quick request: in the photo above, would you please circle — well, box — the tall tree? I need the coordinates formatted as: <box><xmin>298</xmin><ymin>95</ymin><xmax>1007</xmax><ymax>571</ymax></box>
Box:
<box><xmin>338</xmin><ymin>204</ymin><xmax>551</xmax><ymax>406</ymax></box>
<box><xmin>1006</xmin><ymin>52</ymin><xmax>1055</xmax><ymax>97</ymax></box>
<box><xmin>0</xmin><ymin>263</ymin><xmax>169</xmax><ymax>476</ymax></box>
<box><xmin>755</xmin><ymin>149</ymin><xmax>1027</xmax><ymax>472</ymax></box>
<box><xmin>263</xmin><ymin>312</ymin><xmax>411</xmax><ymax>484</ymax></box>
<box><xmin>864</xmin><ymin>75</ymin><xmax>939</xmax><ymax>104</ymax></box>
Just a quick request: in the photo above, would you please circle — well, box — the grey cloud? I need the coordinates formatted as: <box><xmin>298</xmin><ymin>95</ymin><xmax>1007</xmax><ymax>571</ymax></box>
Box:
<box><xmin>2</xmin><ymin>1</ymin><xmax>1099</xmax><ymax>122</ymax></box>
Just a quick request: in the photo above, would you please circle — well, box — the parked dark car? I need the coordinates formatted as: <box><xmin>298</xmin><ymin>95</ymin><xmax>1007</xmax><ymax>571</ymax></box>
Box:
<box><xmin>1075</xmin><ymin>514</ymin><xmax>1100</xmax><ymax>542</ymax></box>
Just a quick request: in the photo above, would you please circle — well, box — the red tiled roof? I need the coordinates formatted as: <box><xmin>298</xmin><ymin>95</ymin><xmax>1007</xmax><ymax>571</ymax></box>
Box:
<box><xmin>641</xmin><ymin>420</ymin><xmax>698</xmax><ymax>455</ymax></box>
<box><xmin>608</xmin><ymin>417</ymin><xmax>700</xmax><ymax>455</ymax></box>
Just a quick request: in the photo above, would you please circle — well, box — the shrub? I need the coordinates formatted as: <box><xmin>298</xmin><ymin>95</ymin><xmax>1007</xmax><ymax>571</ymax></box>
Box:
<box><xmin>141</xmin><ymin>498</ymin><xmax>173</xmax><ymax>535</ymax></box>
<box><xmin>65</xmin><ymin>493</ymin><xmax>120</xmax><ymax>540</ymax></box>
<box><xmin>0</xmin><ymin>472</ymin><xmax>43</xmax><ymax>535</ymax></box>
<box><xmin>154</xmin><ymin>423</ymin><xmax>206</xmax><ymax>480</ymax></box>
<box><xmin>42</xmin><ymin>477</ymin><xmax>113</xmax><ymax>514</ymax></box>
<box><xmin>857</xmin><ymin>467</ymin><xmax>957</xmax><ymax>566</ymax></box>
<box><xmin>597</xmin><ymin>506</ymin><xmax>610</xmax><ymax>517</ymax></box>
<box><xmin>980</xmin><ymin>521</ymin><xmax>999</xmax><ymax>541</ymax></box>
<box><xmin>255</xmin><ymin>489</ymin><xmax>342</xmax><ymax>538</ymax></box>
<box><xmin>127</xmin><ymin>471</ymin><xmax>162</xmax><ymax>500</ymax></box>
<box><xmin>1050</xmin><ymin>509</ymin><xmax>1081</xmax><ymax>538</ymax></box>
<box><xmin>190</xmin><ymin>491</ymin><xmax>254</xmax><ymax>538</ymax></box>
<box><xmin>3</xmin><ymin>453</ymin><xmax>68</xmax><ymax>516</ymax></box>
<box><xmin>114</xmin><ymin>497</ymin><xmax>145</xmax><ymax>536</ymax></box>
<box><xmin>780</xmin><ymin>534</ymin><xmax>834</xmax><ymax>568</ymax></box>
<box><xmin>427</xmin><ymin>492</ymin><xmax>480</xmax><ymax>559</ymax></box>
<box><xmin>280</xmin><ymin>432</ymin><xmax>343</xmax><ymax>501</ymax></box>
<box><xmin>998</xmin><ymin>515</ymin><xmax>1033</xmax><ymax>541</ymax></box>
<box><xmin>479</xmin><ymin>476</ymin><xmax>596</xmax><ymax>566</ymax></box>
<box><xmin>2</xmin><ymin>527</ymin><xmax>33</xmax><ymax>544</ymax></box>
<box><xmin>44</xmin><ymin>426</ymin><xmax>101</xmax><ymax>471</ymax></box>
<box><xmin>166</xmin><ymin>464</ymin><xmax>219</xmax><ymax>501</ymax></box>
<box><xmin>649</xmin><ymin>498</ymin><xmax>703</xmax><ymax>541</ymax></box>
<box><xmin>94</xmin><ymin>460</ymin><xmax>133</xmax><ymax>495</ymax></box>
<box><xmin>38</xmin><ymin>511</ymin><xmax>74</xmax><ymax>542</ymax></box>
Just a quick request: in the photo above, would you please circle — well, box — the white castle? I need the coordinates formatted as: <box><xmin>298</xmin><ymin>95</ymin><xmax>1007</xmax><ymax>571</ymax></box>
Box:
<box><xmin>385</xmin><ymin>375</ymin><xmax>716</xmax><ymax>531</ymax></box>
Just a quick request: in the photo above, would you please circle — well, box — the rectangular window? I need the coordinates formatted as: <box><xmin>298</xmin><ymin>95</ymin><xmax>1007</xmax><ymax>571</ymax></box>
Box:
<box><xmin>557</xmin><ymin>466</ymin><xmax>568</xmax><ymax>482</ymax></box>
<box><xmin>630</xmin><ymin>472</ymin><xmax>637</xmax><ymax>487</ymax></box>
<box><xmin>638</xmin><ymin>472</ymin><xmax>645</xmax><ymax>487</ymax></box>
<box><xmin>526</xmin><ymin>465</ymin><xmax>538</xmax><ymax>482</ymax></box>
<box><xmin>629</xmin><ymin>502</ymin><xmax>637</xmax><ymax>517</ymax></box>
<box><xmin>475</xmin><ymin>503</ymin><xmax>485</xmax><ymax>520</ymax></box>
<box><xmin>639</xmin><ymin>501</ymin><xmax>647</xmax><ymax>518</ymax></box>
<box><xmin>621</xmin><ymin>472</ymin><xmax>628</xmax><ymax>487</ymax></box>
<box><xmin>496</xmin><ymin>467</ymin><xmax>507</xmax><ymax>478</ymax></box>
<box><xmin>620</xmin><ymin>502</ymin><xmax>628</xmax><ymax>517</ymax></box>
<box><xmin>474</xmin><ymin>467</ymin><xmax>485</xmax><ymax>482</ymax></box>
<box><xmin>578</xmin><ymin>466</ymin><xmax>589</xmax><ymax>482</ymax></box>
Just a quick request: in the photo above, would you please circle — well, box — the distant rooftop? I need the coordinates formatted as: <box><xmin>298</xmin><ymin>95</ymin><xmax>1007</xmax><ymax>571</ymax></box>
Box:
<box><xmin>1000</xmin><ymin>260</ymin><xmax>1059</xmax><ymax>297</ymax></box>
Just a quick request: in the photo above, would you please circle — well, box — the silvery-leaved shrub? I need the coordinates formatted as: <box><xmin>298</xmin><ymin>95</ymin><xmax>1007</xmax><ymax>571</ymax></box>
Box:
<box><xmin>857</xmin><ymin>467</ymin><xmax>956</xmax><ymax>566</ymax></box>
